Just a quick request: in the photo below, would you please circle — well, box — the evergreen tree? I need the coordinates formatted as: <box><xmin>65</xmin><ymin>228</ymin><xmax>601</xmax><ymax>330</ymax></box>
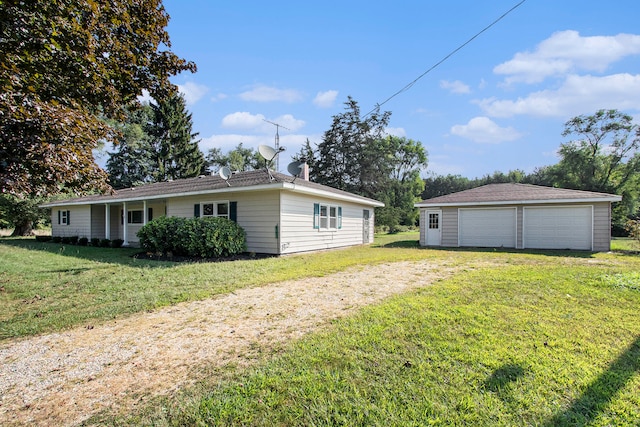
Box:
<box><xmin>149</xmin><ymin>93</ymin><xmax>205</xmax><ymax>181</ymax></box>
<box><xmin>312</xmin><ymin>96</ymin><xmax>392</xmax><ymax>198</ymax></box>
<box><xmin>106</xmin><ymin>105</ymin><xmax>155</xmax><ymax>189</ymax></box>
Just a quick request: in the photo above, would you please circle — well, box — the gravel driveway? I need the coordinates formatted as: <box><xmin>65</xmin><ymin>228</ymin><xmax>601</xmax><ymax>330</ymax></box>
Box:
<box><xmin>0</xmin><ymin>260</ymin><xmax>456</xmax><ymax>426</ymax></box>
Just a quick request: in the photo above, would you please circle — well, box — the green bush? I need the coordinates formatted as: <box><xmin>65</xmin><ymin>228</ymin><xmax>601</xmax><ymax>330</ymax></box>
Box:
<box><xmin>68</xmin><ymin>235</ymin><xmax>79</xmax><ymax>245</ymax></box>
<box><xmin>51</xmin><ymin>236</ymin><xmax>62</xmax><ymax>243</ymax></box>
<box><xmin>35</xmin><ymin>235</ymin><xmax>52</xmax><ymax>242</ymax></box>
<box><xmin>111</xmin><ymin>238</ymin><xmax>124</xmax><ymax>248</ymax></box>
<box><xmin>137</xmin><ymin>216</ymin><xmax>246</xmax><ymax>258</ymax></box>
<box><xmin>100</xmin><ymin>238</ymin><xmax>111</xmax><ymax>248</ymax></box>
<box><xmin>90</xmin><ymin>237</ymin><xmax>101</xmax><ymax>247</ymax></box>
<box><xmin>77</xmin><ymin>237</ymin><xmax>89</xmax><ymax>246</ymax></box>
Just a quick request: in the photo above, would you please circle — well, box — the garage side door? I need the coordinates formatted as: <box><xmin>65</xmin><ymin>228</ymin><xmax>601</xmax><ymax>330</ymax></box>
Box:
<box><xmin>523</xmin><ymin>206</ymin><xmax>592</xmax><ymax>250</ymax></box>
<box><xmin>459</xmin><ymin>208</ymin><xmax>516</xmax><ymax>248</ymax></box>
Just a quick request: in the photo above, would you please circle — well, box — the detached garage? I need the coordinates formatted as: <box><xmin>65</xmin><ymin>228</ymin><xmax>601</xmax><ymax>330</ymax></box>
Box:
<box><xmin>415</xmin><ymin>184</ymin><xmax>622</xmax><ymax>251</ymax></box>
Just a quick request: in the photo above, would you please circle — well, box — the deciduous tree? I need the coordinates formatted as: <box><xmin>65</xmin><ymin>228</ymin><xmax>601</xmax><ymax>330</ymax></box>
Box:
<box><xmin>0</xmin><ymin>0</ymin><xmax>195</xmax><ymax>196</ymax></box>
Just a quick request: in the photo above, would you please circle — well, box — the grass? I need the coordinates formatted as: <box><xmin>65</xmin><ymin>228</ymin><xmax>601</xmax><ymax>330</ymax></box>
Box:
<box><xmin>612</xmin><ymin>237</ymin><xmax>640</xmax><ymax>252</ymax></box>
<box><xmin>3</xmin><ymin>233</ymin><xmax>640</xmax><ymax>425</ymax></box>
<box><xmin>0</xmin><ymin>232</ymin><xmax>436</xmax><ymax>339</ymax></box>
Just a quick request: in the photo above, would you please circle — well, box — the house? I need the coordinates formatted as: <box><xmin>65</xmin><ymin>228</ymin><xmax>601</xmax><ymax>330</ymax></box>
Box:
<box><xmin>415</xmin><ymin>183</ymin><xmax>622</xmax><ymax>251</ymax></box>
<box><xmin>42</xmin><ymin>169</ymin><xmax>384</xmax><ymax>255</ymax></box>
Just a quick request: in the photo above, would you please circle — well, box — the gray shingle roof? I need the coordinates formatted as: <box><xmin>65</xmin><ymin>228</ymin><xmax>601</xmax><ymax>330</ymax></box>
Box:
<box><xmin>416</xmin><ymin>183</ymin><xmax>621</xmax><ymax>207</ymax></box>
<box><xmin>42</xmin><ymin>169</ymin><xmax>384</xmax><ymax>207</ymax></box>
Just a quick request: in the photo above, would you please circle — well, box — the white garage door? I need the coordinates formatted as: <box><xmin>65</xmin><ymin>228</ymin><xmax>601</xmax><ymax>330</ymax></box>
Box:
<box><xmin>459</xmin><ymin>208</ymin><xmax>516</xmax><ymax>248</ymax></box>
<box><xmin>523</xmin><ymin>206</ymin><xmax>592</xmax><ymax>250</ymax></box>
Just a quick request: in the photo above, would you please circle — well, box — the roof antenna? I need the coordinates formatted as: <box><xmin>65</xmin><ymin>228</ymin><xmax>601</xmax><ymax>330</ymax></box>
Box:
<box><xmin>263</xmin><ymin>119</ymin><xmax>290</xmax><ymax>172</ymax></box>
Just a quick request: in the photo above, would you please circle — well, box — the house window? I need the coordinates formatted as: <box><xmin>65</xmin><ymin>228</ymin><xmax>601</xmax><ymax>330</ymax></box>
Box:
<box><xmin>314</xmin><ymin>203</ymin><xmax>342</xmax><ymax>230</ymax></box>
<box><xmin>127</xmin><ymin>210</ymin><xmax>144</xmax><ymax>224</ymax></box>
<box><xmin>428</xmin><ymin>213</ymin><xmax>439</xmax><ymax>229</ymax></box>
<box><xmin>201</xmin><ymin>201</ymin><xmax>229</xmax><ymax>218</ymax></box>
<box><xmin>58</xmin><ymin>210</ymin><xmax>70</xmax><ymax>225</ymax></box>
<box><xmin>329</xmin><ymin>206</ymin><xmax>338</xmax><ymax>229</ymax></box>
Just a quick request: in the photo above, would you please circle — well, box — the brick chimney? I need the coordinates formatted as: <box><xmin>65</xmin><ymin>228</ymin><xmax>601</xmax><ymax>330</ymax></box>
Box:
<box><xmin>301</xmin><ymin>162</ymin><xmax>309</xmax><ymax>180</ymax></box>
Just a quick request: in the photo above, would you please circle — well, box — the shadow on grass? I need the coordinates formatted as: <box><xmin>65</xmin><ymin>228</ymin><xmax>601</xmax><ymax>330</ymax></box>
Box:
<box><xmin>484</xmin><ymin>363</ymin><xmax>526</xmax><ymax>394</ymax></box>
<box><xmin>376</xmin><ymin>239</ymin><xmax>422</xmax><ymax>248</ymax></box>
<box><xmin>0</xmin><ymin>238</ymin><xmax>174</xmax><ymax>269</ymax></box>
<box><xmin>544</xmin><ymin>335</ymin><xmax>640</xmax><ymax>426</ymax></box>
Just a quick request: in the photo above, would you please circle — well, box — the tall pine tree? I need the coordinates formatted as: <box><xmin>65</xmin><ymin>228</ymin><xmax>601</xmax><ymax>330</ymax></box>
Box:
<box><xmin>149</xmin><ymin>93</ymin><xmax>205</xmax><ymax>181</ymax></box>
<box><xmin>106</xmin><ymin>105</ymin><xmax>155</xmax><ymax>189</ymax></box>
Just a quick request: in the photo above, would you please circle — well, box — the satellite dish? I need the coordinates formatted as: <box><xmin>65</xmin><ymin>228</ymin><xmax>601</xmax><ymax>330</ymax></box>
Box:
<box><xmin>258</xmin><ymin>145</ymin><xmax>278</xmax><ymax>161</ymax></box>
<box><xmin>259</xmin><ymin>144</ymin><xmax>285</xmax><ymax>181</ymax></box>
<box><xmin>287</xmin><ymin>161</ymin><xmax>303</xmax><ymax>176</ymax></box>
<box><xmin>219</xmin><ymin>166</ymin><xmax>232</xmax><ymax>186</ymax></box>
<box><xmin>219</xmin><ymin>166</ymin><xmax>231</xmax><ymax>180</ymax></box>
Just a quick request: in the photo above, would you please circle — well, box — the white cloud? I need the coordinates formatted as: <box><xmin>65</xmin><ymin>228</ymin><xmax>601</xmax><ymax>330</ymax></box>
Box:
<box><xmin>450</xmin><ymin>117</ymin><xmax>522</xmax><ymax>144</ymax></box>
<box><xmin>495</xmin><ymin>31</ymin><xmax>640</xmax><ymax>85</ymax></box>
<box><xmin>220</xmin><ymin>112</ymin><xmax>306</xmax><ymax>134</ymax></box>
<box><xmin>477</xmin><ymin>73</ymin><xmax>640</xmax><ymax>118</ymax></box>
<box><xmin>440</xmin><ymin>80</ymin><xmax>471</xmax><ymax>94</ymax></box>
<box><xmin>221</xmin><ymin>112</ymin><xmax>266</xmax><ymax>130</ymax></box>
<box><xmin>178</xmin><ymin>81</ymin><xmax>209</xmax><ymax>105</ymax></box>
<box><xmin>239</xmin><ymin>84</ymin><xmax>303</xmax><ymax>103</ymax></box>
<box><xmin>313</xmin><ymin>90</ymin><xmax>339</xmax><ymax>108</ymax></box>
<box><xmin>137</xmin><ymin>89</ymin><xmax>153</xmax><ymax>104</ymax></box>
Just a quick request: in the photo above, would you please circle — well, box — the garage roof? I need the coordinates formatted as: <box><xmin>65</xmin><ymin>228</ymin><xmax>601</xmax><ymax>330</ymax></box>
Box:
<box><xmin>415</xmin><ymin>183</ymin><xmax>622</xmax><ymax>207</ymax></box>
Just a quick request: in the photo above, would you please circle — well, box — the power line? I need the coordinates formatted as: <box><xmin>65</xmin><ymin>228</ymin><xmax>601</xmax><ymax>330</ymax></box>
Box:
<box><xmin>363</xmin><ymin>0</ymin><xmax>527</xmax><ymax>118</ymax></box>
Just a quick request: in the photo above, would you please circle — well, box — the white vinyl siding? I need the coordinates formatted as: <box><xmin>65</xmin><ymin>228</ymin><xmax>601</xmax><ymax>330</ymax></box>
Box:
<box><xmin>458</xmin><ymin>208</ymin><xmax>517</xmax><ymax>248</ymax></box>
<box><xmin>523</xmin><ymin>206</ymin><xmax>592</xmax><ymax>250</ymax></box>
<box><xmin>279</xmin><ymin>192</ymin><xmax>369</xmax><ymax>254</ymax></box>
<box><xmin>592</xmin><ymin>203</ymin><xmax>612</xmax><ymax>252</ymax></box>
<box><xmin>51</xmin><ymin>206</ymin><xmax>92</xmax><ymax>238</ymax></box>
<box><xmin>167</xmin><ymin>191</ymin><xmax>280</xmax><ymax>254</ymax></box>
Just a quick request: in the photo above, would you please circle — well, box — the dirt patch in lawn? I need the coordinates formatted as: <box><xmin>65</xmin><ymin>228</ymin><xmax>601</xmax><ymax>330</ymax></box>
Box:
<box><xmin>0</xmin><ymin>259</ymin><xmax>464</xmax><ymax>426</ymax></box>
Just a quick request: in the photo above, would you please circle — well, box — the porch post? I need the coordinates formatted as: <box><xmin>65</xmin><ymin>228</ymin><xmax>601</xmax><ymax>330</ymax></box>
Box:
<box><xmin>122</xmin><ymin>202</ymin><xmax>129</xmax><ymax>246</ymax></box>
<box><xmin>105</xmin><ymin>204</ymin><xmax>110</xmax><ymax>240</ymax></box>
<box><xmin>143</xmin><ymin>200</ymin><xmax>148</xmax><ymax>225</ymax></box>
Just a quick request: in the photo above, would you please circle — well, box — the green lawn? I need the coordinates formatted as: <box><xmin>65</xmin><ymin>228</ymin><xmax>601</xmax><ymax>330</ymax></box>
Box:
<box><xmin>2</xmin><ymin>233</ymin><xmax>640</xmax><ymax>426</ymax></box>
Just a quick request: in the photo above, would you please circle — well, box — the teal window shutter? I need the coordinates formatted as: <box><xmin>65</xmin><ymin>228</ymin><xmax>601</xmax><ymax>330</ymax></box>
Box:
<box><xmin>194</xmin><ymin>204</ymin><xmax>200</xmax><ymax>217</ymax></box>
<box><xmin>58</xmin><ymin>210</ymin><xmax>61</xmax><ymax>225</ymax></box>
<box><xmin>230</xmin><ymin>202</ymin><xmax>237</xmax><ymax>222</ymax></box>
<box><xmin>338</xmin><ymin>207</ymin><xmax>342</xmax><ymax>229</ymax></box>
<box><xmin>313</xmin><ymin>203</ymin><xmax>320</xmax><ymax>229</ymax></box>
<box><xmin>66</xmin><ymin>210</ymin><xmax>70</xmax><ymax>225</ymax></box>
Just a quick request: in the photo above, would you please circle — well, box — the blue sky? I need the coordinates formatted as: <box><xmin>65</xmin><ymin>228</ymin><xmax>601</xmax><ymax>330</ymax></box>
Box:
<box><xmin>157</xmin><ymin>0</ymin><xmax>640</xmax><ymax>179</ymax></box>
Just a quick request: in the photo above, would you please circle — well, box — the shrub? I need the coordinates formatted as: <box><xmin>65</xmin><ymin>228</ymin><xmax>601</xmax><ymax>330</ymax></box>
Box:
<box><xmin>137</xmin><ymin>216</ymin><xmax>246</xmax><ymax>258</ymax></box>
<box><xmin>35</xmin><ymin>235</ymin><xmax>52</xmax><ymax>242</ymax></box>
<box><xmin>77</xmin><ymin>237</ymin><xmax>89</xmax><ymax>246</ymax></box>
<box><xmin>61</xmin><ymin>236</ymin><xmax>71</xmax><ymax>244</ymax></box>
<box><xmin>625</xmin><ymin>219</ymin><xmax>640</xmax><ymax>247</ymax></box>
<box><xmin>90</xmin><ymin>237</ymin><xmax>101</xmax><ymax>247</ymax></box>
<box><xmin>68</xmin><ymin>236</ymin><xmax>79</xmax><ymax>245</ymax></box>
<box><xmin>100</xmin><ymin>238</ymin><xmax>111</xmax><ymax>248</ymax></box>
<box><xmin>52</xmin><ymin>236</ymin><xmax>62</xmax><ymax>243</ymax></box>
<box><xmin>111</xmin><ymin>238</ymin><xmax>124</xmax><ymax>248</ymax></box>
<box><xmin>137</xmin><ymin>216</ymin><xmax>187</xmax><ymax>255</ymax></box>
